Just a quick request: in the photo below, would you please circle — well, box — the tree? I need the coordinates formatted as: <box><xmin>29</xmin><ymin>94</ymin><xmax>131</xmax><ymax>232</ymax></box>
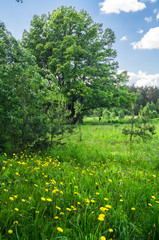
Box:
<box><xmin>0</xmin><ymin>22</ymin><xmax>49</xmax><ymax>152</ymax></box>
<box><xmin>22</xmin><ymin>6</ymin><xmax>134</xmax><ymax>123</ymax></box>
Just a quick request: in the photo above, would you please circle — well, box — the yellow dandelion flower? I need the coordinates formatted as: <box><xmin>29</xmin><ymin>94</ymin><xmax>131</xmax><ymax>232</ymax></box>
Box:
<box><xmin>14</xmin><ymin>208</ymin><xmax>19</xmax><ymax>211</ymax></box>
<box><xmin>109</xmin><ymin>228</ymin><xmax>113</xmax><ymax>233</ymax></box>
<box><xmin>54</xmin><ymin>216</ymin><xmax>58</xmax><ymax>219</ymax></box>
<box><xmin>155</xmin><ymin>201</ymin><xmax>159</xmax><ymax>204</ymax></box>
<box><xmin>60</xmin><ymin>212</ymin><xmax>64</xmax><ymax>215</ymax></box>
<box><xmin>101</xmin><ymin>236</ymin><xmax>106</xmax><ymax>240</ymax></box>
<box><xmin>108</xmin><ymin>179</ymin><xmax>112</xmax><ymax>182</ymax></box>
<box><xmin>41</xmin><ymin>197</ymin><xmax>46</xmax><ymax>201</ymax></box>
<box><xmin>8</xmin><ymin>229</ymin><xmax>13</xmax><ymax>234</ymax></box>
<box><xmin>105</xmin><ymin>205</ymin><xmax>111</xmax><ymax>209</ymax></box>
<box><xmin>98</xmin><ymin>214</ymin><xmax>105</xmax><ymax>221</ymax></box>
<box><xmin>154</xmin><ymin>224</ymin><xmax>156</xmax><ymax>228</ymax></box>
<box><xmin>148</xmin><ymin>203</ymin><xmax>152</xmax><ymax>207</ymax></box>
<box><xmin>120</xmin><ymin>199</ymin><xmax>123</xmax><ymax>202</ymax></box>
<box><xmin>151</xmin><ymin>196</ymin><xmax>156</xmax><ymax>199</ymax></box>
<box><xmin>85</xmin><ymin>198</ymin><xmax>90</xmax><ymax>203</ymax></box>
<box><xmin>77</xmin><ymin>202</ymin><xmax>81</xmax><ymax>205</ymax></box>
<box><xmin>21</xmin><ymin>199</ymin><xmax>25</xmax><ymax>202</ymax></box>
<box><xmin>104</xmin><ymin>198</ymin><xmax>108</xmax><ymax>201</ymax></box>
<box><xmin>57</xmin><ymin>227</ymin><xmax>63</xmax><ymax>233</ymax></box>
<box><xmin>46</xmin><ymin>198</ymin><xmax>52</xmax><ymax>202</ymax></box>
<box><xmin>66</xmin><ymin>208</ymin><xmax>71</xmax><ymax>211</ymax></box>
<box><xmin>56</xmin><ymin>206</ymin><xmax>61</xmax><ymax>210</ymax></box>
<box><xmin>91</xmin><ymin>199</ymin><xmax>95</xmax><ymax>203</ymax></box>
<box><xmin>131</xmin><ymin>207</ymin><xmax>135</xmax><ymax>211</ymax></box>
<box><xmin>35</xmin><ymin>211</ymin><xmax>39</xmax><ymax>214</ymax></box>
<box><xmin>9</xmin><ymin>197</ymin><xmax>14</xmax><ymax>201</ymax></box>
<box><xmin>13</xmin><ymin>221</ymin><xmax>18</xmax><ymax>224</ymax></box>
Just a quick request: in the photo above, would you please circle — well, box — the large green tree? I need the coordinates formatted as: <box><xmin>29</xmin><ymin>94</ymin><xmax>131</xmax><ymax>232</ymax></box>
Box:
<box><xmin>22</xmin><ymin>6</ymin><xmax>133</xmax><ymax>122</ymax></box>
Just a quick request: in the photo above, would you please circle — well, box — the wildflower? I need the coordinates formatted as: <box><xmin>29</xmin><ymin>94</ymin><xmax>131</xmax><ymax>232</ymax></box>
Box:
<box><xmin>34</xmin><ymin>184</ymin><xmax>38</xmax><ymax>187</ymax></box>
<box><xmin>57</xmin><ymin>227</ymin><xmax>63</xmax><ymax>233</ymax></box>
<box><xmin>151</xmin><ymin>196</ymin><xmax>156</xmax><ymax>199</ymax></box>
<box><xmin>105</xmin><ymin>205</ymin><xmax>111</xmax><ymax>209</ymax></box>
<box><xmin>131</xmin><ymin>207</ymin><xmax>135</xmax><ymax>211</ymax></box>
<box><xmin>41</xmin><ymin>197</ymin><xmax>46</xmax><ymax>201</ymax></box>
<box><xmin>45</xmin><ymin>189</ymin><xmax>48</xmax><ymax>192</ymax></box>
<box><xmin>148</xmin><ymin>203</ymin><xmax>152</xmax><ymax>207</ymax></box>
<box><xmin>60</xmin><ymin>212</ymin><xmax>64</xmax><ymax>215</ymax></box>
<box><xmin>14</xmin><ymin>208</ymin><xmax>19</xmax><ymax>211</ymax></box>
<box><xmin>98</xmin><ymin>214</ymin><xmax>105</xmax><ymax>221</ymax></box>
<box><xmin>56</xmin><ymin>206</ymin><xmax>61</xmax><ymax>210</ymax></box>
<box><xmin>108</xmin><ymin>179</ymin><xmax>112</xmax><ymax>182</ymax></box>
<box><xmin>109</xmin><ymin>228</ymin><xmax>113</xmax><ymax>233</ymax></box>
<box><xmin>155</xmin><ymin>201</ymin><xmax>159</xmax><ymax>204</ymax></box>
<box><xmin>101</xmin><ymin>236</ymin><xmax>106</xmax><ymax>240</ymax></box>
<box><xmin>120</xmin><ymin>199</ymin><xmax>123</xmax><ymax>202</ymax></box>
<box><xmin>8</xmin><ymin>229</ymin><xmax>13</xmax><ymax>234</ymax></box>
<box><xmin>66</xmin><ymin>208</ymin><xmax>71</xmax><ymax>211</ymax></box>
<box><xmin>77</xmin><ymin>202</ymin><xmax>81</xmax><ymax>205</ymax></box>
<box><xmin>85</xmin><ymin>198</ymin><xmax>90</xmax><ymax>203</ymax></box>
<box><xmin>13</xmin><ymin>221</ymin><xmax>18</xmax><ymax>224</ymax></box>
<box><xmin>46</xmin><ymin>198</ymin><xmax>52</xmax><ymax>202</ymax></box>
<box><xmin>154</xmin><ymin>223</ymin><xmax>156</xmax><ymax>228</ymax></box>
<box><xmin>9</xmin><ymin>197</ymin><xmax>14</xmax><ymax>201</ymax></box>
<box><xmin>91</xmin><ymin>199</ymin><xmax>95</xmax><ymax>203</ymax></box>
<box><xmin>104</xmin><ymin>198</ymin><xmax>108</xmax><ymax>201</ymax></box>
<box><xmin>54</xmin><ymin>216</ymin><xmax>58</xmax><ymax>219</ymax></box>
<box><xmin>35</xmin><ymin>211</ymin><xmax>39</xmax><ymax>214</ymax></box>
<box><xmin>21</xmin><ymin>199</ymin><xmax>25</xmax><ymax>202</ymax></box>
<box><xmin>96</xmin><ymin>192</ymin><xmax>100</xmax><ymax>195</ymax></box>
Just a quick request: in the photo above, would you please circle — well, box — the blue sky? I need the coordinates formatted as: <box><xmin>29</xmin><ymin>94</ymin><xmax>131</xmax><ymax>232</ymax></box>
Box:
<box><xmin>1</xmin><ymin>0</ymin><xmax>159</xmax><ymax>86</ymax></box>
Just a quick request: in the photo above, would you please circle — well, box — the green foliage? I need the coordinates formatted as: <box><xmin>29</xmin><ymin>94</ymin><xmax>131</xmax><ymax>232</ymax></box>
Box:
<box><xmin>21</xmin><ymin>6</ymin><xmax>134</xmax><ymax>122</ymax></box>
<box><xmin>122</xmin><ymin>104</ymin><xmax>156</xmax><ymax>142</ymax></box>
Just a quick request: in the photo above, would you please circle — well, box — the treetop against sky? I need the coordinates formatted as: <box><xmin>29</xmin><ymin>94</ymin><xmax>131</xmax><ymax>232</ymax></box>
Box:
<box><xmin>1</xmin><ymin>0</ymin><xmax>159</xmax><ymax>86</ymax></box>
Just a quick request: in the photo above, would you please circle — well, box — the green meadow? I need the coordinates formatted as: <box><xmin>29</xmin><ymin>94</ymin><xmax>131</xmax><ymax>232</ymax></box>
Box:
<box><xmin>0</xmin><ymin>119</ymin><xmax>159</xmax><ymax>240</ymax></box>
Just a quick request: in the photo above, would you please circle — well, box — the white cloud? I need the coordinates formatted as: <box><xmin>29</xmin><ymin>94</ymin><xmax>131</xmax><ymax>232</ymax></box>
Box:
<box><xmin>99</xmin><ymin>0</ymin><xmax>146</xmax><ymax>14</ymax></box>
<box><xmin>156</xmin><ymin>12</ymin><xmax>159</xmax><ymax>20</ymax></box>
<box><xmin>131</xmin><ymin>27</ymin><xmax>159</xmax><ymax>49</ymax></box>
<box><xmin>150</xmin><ymin>0</ymin><xmax>157</xmax><ymax>3</ymax></box>
<box><xmin>137</xmin><ymin>29</ymin><xmax>144</xmax><ymax>34</ymax></box>
<box><xmin>144</xmin><ymin>16</ymin><xmax>153</xmax><ymax>22</ymax></box>
<box><xmin>153</xmin><ymin>8</ymin><xmax>158</xmax><ymax>14</ymax></box>
<box><xmin>120</xmin><ymin>36</ymin><xmax>128</xmax><ymax>41</ymax></box>
<box><xmin>127</xmin><ymin>70</ymin><xmax>159</xmax><ymax>87</ymax></box>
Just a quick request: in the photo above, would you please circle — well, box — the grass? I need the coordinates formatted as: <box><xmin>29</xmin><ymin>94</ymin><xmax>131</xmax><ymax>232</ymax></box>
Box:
<box><xmin>0</xmin><ymin>120</ymin><xmax>159</xmax><ymax>239</ymax></box>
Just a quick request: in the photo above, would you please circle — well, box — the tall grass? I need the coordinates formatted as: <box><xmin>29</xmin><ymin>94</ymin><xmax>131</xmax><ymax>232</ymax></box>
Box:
<box><xmin>0</xmin><ymin>122</ymin><xmax>159</xmax><ymax>239</ymax></box>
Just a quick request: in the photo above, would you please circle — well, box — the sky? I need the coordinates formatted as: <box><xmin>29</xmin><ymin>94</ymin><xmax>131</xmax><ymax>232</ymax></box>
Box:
<box><xmin>1</xmin><ymin>0</ymin><xmax>159</xmax><ymax>87</ymax></box>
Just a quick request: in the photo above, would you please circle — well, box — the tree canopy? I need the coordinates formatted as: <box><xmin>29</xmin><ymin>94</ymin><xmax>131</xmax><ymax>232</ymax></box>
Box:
<box><xmin>22</xmin><ymin>6</ymin><xmax>134</xmax><ymax>122</ymax></box>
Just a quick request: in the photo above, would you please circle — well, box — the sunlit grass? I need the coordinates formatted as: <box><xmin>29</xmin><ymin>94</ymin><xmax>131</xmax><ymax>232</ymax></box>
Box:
<box><xmin>0</xmin><ymin>122</ymin><xmax>159</xmax><ymax>239</ymax></box>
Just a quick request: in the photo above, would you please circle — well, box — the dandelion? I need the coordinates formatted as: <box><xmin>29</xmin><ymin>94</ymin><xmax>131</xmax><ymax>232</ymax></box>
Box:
<box><xmin>108</xmin><ymin>179</ymin><xmax>112</xmax><ymax>182</ymax></box>
<box><xmin>56</xmin><ymin>206</ymin><xmax>61</xmax><ymax>210</ymax></box>
<box><xmin>98</xmin><ymin>214</ymin><xmax>105</xmax><ymax>221</ymax></box>
<box><xmin>8</xmin><ymin>229</ymin><xmax>13</xmax><ymax>234</ymax></box>
<box><xmin>14</xmin><ymin>208</ymin><xmax>19</xmax><ymax>211</ymax></box>
<box><xmin>91</xmin><ymin>199</ymin><xmax>95</xmax><ymax>203</ymax></box>
<box><xmin>101</xmin><ymin>236</ymin><xmax>106</xmax><ymax>240</ymax></box>
<box><xmin>120</xmin><ymin>199</ymin><xmax>123</xmax><ymax>202</ymax></box>
<box><xmin>148</xmin><ymin>203</ymin><xmax>152</xmax><ymax>207</ymax></box>
<box><xmin>41</xmin><ymin>197</ymin><xmax>46</xmax><ymax>201</ymax></box>
<box><xmin>21</xmin><ymin>199</ymin><xmax>25</xmax><ymax>202</ymax></box>
<box><xmin>54</xmin><ymin>216</ymin><xmax>58</xmax><ymax>219</ymax></box>
<box><xmin>66</xmin><ymin>208</ymin><xmax>71</xmax><ymax>211</ymax></box>
<box><xmin>57</xmin><ymin>227</ymin><xmax>63</xmax><ymax>233</ymax></box>
<box><xmin>35</xmin><ymin>211</ymin><xmax>39</xmax><ymax>214</ymax></box>
<box><xmin>104</xmin><ymin>198</ymin><xmax>108</xmax><ymax>201</ymax></box>
<box><xmin>34</xmin><ymin>184</ymin><xmax>38</xmax><ymax>187</ymax></box>
<box><xmin>46</xmin><ymin>198</ymin><xmax>52</xmax><ymax>202</ymax></box>
<box><xmin>105</xmin><ymin>205</ymin><xmax>111</xmax><ymax>209</ymax></box>
<box><xmin>151</xmin><ymin>196</ymin><xmax>156</xmax><ymax>199</ymax></box>
<box><xmin>9</xmin><ymin>197</ymin><xmax>14</xmax><ymax>201</ymax></box>
<box><xmin>131</xmin><ymin>207</ymin><xmax>135</xmax><ymax>211</ymax></box>
<box><xmin>96</xmin><ymin>192</ymin><xmax>100</xmax><ymax>195</ymax></box>
<box><xmin>13</xmin><ymin>221</ymin><xmax>18</xmax><ymax>224</ymax></box>
<box><xmin>109</xmin><ymin>228</ymin><xmax>113</xmax><ymax>233</ymax></box>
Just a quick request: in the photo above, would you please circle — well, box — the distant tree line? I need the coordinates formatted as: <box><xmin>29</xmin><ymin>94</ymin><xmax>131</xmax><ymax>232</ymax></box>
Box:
<box><xmin>129</xmin><ymin>85</ymin><xmax>159</xmax><ymax>115</ymax></box>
